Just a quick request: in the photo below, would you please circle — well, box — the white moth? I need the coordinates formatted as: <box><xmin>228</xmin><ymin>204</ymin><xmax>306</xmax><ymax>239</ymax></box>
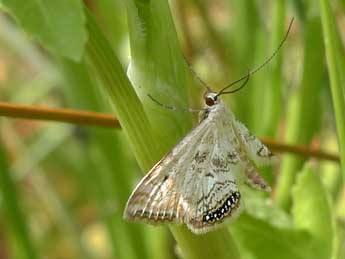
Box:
<box><xmin>124</xmin><ymin>89</ymin><xmax>274</xmax><ymax>234</ymax></box>
<box><xmin>124</xmin><ymin>18</ymin><xmax>293</xmax><ymax>233</ymax></box>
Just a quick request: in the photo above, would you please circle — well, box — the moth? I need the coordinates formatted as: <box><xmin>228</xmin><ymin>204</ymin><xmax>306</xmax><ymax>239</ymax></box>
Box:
<box><xmin>124</xmin><ymin>84</ymin><xmax>273</xmax><ymax>234</ymax></box>
<box><xmin>124</xmin><ymin>19</ymin><xmax>293</xmax><ymax>234</ymax></box>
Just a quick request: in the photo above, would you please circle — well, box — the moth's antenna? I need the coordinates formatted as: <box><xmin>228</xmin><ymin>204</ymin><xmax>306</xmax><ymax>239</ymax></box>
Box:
<box><xmin>183</xmin><ymin>56</ymin><xmax>211</xmax><ymax>91</ymax></box>
<box><xmin>217</xmin><ymin>71</ymin><xmax>250</xmax><ymax>95</ymax></box>
<box><xmin>218</xmin><ymin>17</ymin><xmax>294</xmax><ymax>96</ymax></box>
<box><xmin>148</xmin><ymin>94</ymin><xmax>206</xmax><ymax>112</ymax></box>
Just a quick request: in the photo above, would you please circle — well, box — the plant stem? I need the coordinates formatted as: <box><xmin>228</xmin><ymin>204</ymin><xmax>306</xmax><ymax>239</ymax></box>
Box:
<box><xmin>0</xmin><ymin>101</ymin><xmax>339</xmax><ymax>163</ymax></box>
<box><xmin>0</xmin><ymin>101</ymin><xmax>119</xmax><ymax>128</ymax></box>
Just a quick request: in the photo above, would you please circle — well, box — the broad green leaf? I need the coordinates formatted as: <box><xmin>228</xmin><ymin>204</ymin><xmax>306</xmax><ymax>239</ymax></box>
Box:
<box><xmin>230</xmin><ymin>188</ymin><xmax>312</xmax><ymax>259</ymax></box>
<box><xmin>239</xmin><ymin>187</ymin><xmax>293</xmax><ymax>228</ymax></box>
<box><xmin>292</xmin><ymin>165</ymin><xmax>335</xmax><ymax>259</ymax></box>
<box><xmin>231</xmin><ymin>213</ymin><xmax>313</xmax><ymax>259</ymax></box>
<box><xmin>231</xmin><ymin>166</ymin><xmax>335</xmax><ymax>259</ymax></box>
<box><xmin>0</xmin><ymin>0</ymin><xmax>87</xmax><ymax>61</ymax></box>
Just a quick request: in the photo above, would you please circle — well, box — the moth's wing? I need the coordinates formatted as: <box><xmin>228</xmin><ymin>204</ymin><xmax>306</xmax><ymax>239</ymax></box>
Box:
<box><xmin>124</xmin><ymin>119</ymin><xmax>212</xmax><ymax>224</ymax></box>
<box><xmin>231</xmin><ymin>119</ymin><xmax>272</xmax><ymax>191</ymax></box>
<box><xmin>232</xmin><ymin>119</ymin><xmax>275</xmax><ymax>167</ymax></box>
<box><xmin>240</xmin><ymin>156</ymin><xmax>271</xmax><ymax>191</ymax></box>
<box><xmin>185</xmin><ymin>122</ymin><xmax>244</xmax><ymax>234</ymax></box>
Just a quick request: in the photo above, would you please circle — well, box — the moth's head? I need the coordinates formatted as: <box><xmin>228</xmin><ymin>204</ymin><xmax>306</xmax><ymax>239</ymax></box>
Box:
<box><xmin>203</xmin><ymin>91</ymin><xmax>220</xmax><ymax>107</ymax></box>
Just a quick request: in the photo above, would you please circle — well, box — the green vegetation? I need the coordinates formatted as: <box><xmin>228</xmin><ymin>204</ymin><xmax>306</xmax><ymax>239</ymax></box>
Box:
<box><xmin>0</xmin><ymin>1</ymin><xmax>344</xmax><ymax>259</ymax></box>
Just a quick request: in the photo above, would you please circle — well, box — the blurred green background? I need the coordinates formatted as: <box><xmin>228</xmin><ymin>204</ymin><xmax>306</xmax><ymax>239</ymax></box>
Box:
<box><xmin>0</xmin><ymin>0</ymin><xmax>344</xmax><ymax>259</ymax></box>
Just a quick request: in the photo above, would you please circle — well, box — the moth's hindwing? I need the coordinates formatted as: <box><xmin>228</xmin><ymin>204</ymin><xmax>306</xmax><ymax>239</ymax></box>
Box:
<box><xmin>231</xmin><ymin>119</ymin><xmax>273</xmax><ymax>191</ymax></box>
<box><xmin>233</xmin><ymin>119</ymin><xmax>275</xmax><ymax>167</ymax></box>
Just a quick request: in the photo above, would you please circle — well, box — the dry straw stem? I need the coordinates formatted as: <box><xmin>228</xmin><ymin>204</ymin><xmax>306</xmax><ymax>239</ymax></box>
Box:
<box><xmin>0</xmin><ymin>101</ymin><xmax>339</xmax><ymax>163</ymax></box>
<box><xmin>0</xmin><ymin>101</ymin><xmax>119</xmax><ymax>128</ymax></box>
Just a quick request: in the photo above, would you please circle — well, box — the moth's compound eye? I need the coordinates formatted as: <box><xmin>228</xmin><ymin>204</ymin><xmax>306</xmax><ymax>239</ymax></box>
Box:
<box><xmin>205</xmin><ymin>96</ymin><xmax>214</xmax><ymax>106</ymax></box>
<box><xmin>204</xmin><ymin>95</ymin><xmax>217</xmax><ymax>106</ymax></box>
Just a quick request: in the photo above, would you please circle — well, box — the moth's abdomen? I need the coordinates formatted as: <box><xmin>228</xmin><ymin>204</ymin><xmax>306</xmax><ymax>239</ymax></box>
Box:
<box><xmin>203</xmin><ymin>191</ymin><xmax>241</xmax><ymax>223</ymax></box>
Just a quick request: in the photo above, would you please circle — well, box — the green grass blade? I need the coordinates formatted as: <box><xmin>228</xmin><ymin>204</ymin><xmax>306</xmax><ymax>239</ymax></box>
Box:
<box><xmin>260</xmin><ymin>0</ymin><xmax>286</xmax><ymax>137</ymax></box>
<box><xmin>85</xmin><ymin>9</ymin><xmax>160</xmax><ymax>171</ymax></box>
<box><xmin>91</xmin><ymin>0</ymin><xmax>127</xmax><ymax>51</ymax></box>
<box><xmin>125</xmin><ymin>0</ymin><xmax>192</xmax><ymax>149</ymax></box>
<box><xmin>189</xmin><ymin>0</ymin><xmax>231</xmax><ymax>72</ymax></box>
<box><xmin>291</xmin><ymin>0</ymin><xmax>306</xmax><ymax>21</ymax></box>
<box><xmin>59</xmin><ymin>58</ymin><xmax>149</xmax><ymax>259</ymax></box>
<box><xmin>228</xmin><ymin>0</ymin><xmax>261</xmax><ymax>124</ymax></box>
<box><xmin>275</xmin><ymin>17</ymin><xmax>325</xmax><ymax>210</ymax></box>
<box><xmin>319</xmin><ymin>0</ymin><xmax>345</xmax><ymax>179</ymax></box>
<box><xmin>0</xmin><ymin>143</ymin><xmax>38</xmax><ymax>259</ymax></box>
